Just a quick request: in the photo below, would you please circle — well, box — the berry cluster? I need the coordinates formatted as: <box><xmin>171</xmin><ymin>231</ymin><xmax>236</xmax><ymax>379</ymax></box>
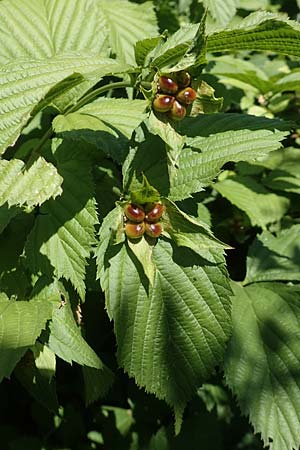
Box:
<box><xmin>124</xmin><ymin>203</ymin><xmax>164</xmax><ymax>239</ymax></box>
<box><xmin>152</xmin><ymin>71</ymin><xmax>197</xmax><ymax>121</ymax></box>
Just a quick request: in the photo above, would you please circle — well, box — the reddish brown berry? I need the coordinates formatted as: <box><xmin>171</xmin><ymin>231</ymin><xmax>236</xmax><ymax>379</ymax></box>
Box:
<box><xmin>145</xmin><ymin>203</ymin><xmax>164</xmax><ymax>223</ymax></box>
<box><xmin>125</xmin><ymin>222</ymin><xmax>145</xmax><ymax>239</ymax></box>
<box><xmin>176</xmin><ymin>71</ymin><xmax>191</xmax><ymax>88</ymax></box>
<box><xmin>153</xmin><ymin>94</ymin><xmax>175</xmax><ymax>113</ymax></box>
<box><xmin>158</xmin><ymin>76</ymin><xmax>178</xmax><ymax>94</ymax></box>
<box><xmin>176</xmin><ymin>87</ymin><xmax>197</xmax><ymax>105</ymax></box>
<box><xmin>124</xmin><ymin>203</ymin><xmax>145</xmax><ymax>223</ymax></box>
<box><xmin>168</xmin><ymin>100</ymin><xmax>186</xmax><ymax>121</ymax></box>
<box><xmin>145</xmin><ymin>222</ymin><xmax>163</xmax><ymax>238</ymax></box>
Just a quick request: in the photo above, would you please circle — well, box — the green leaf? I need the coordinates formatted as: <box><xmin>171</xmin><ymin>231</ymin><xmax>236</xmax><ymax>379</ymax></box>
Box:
<box><xmin>83</xmin><ymin>366</ymin><xmax>114</xmax><ymax>406</ymax></box>
<box><xmin>162</xmin><ymin>199</ymin><xmax>229</xmax><ymax>262</ymax></box>
<box><xmin>98</xmin><ymin>0</ymin><xmax>158</xmax><ymax>65</ymax></box>
<box><xmin>0</xmin><ymin>288</ymin><xmax>58</xmax><ymax>382</ymax></box>
<box><xmin>169</xmin><ymin>114</ymin><xmax>289</xmax><ymax>200</ymax></box>
<box><xmin>190</xmin><ymin>80</ymin><xmax>223</xmax><ymax>115</ymax></box>
<box><xmin>207</xmin><ymin>55</ymin><xmax>272</xmax><ymax>94</ymax></box>
<box><xmin>225</xmin><ymin>282</ymin><xmax>300</xmax><ymax>450</ymax></box>
<box><xmin>14</xmin><ymin>349</ymin><xmax>59</xmax><ymax>413</ymax></box>
<box><xmin>214</xmin><ymin>175</ymin><xmax>290</xmax><ymax>229</ymax></box>
<box><xmin>207</xmin><ymin>11</ymin><xmax>300</xmax><ymax>57</ymax></box>
<box><xmin>0</xmin><ymin>157</ymin><xmax>63</xmax><ymax>208</ymax></box>
<box><xmin>25</xmin><ymin>141</ymin><xmax>98</xmax><ymax>300</ymax></box>
<box><xmin>262</xmin><ymin>147</ymin><xmax>300</xmax><ymax>194</ymax></box>
<box><xmin>127</xmin><ymin>237</ymin><xmax>156</xmax><ymax>286</ymax></box>
<box><xmin>49</xmin><ymin>299</ymin><xmax>108</xmax><ymax>371</ymax></box>
<box><xmin>53</xmin><ymin>98</ymin><xmax>148</xmax><ymax>163</ymax></box>
<box><xmin>0</xmin><ymin>204</ymin><xmax>19</xmax><ymax>234</ymax></box>
<box><xmin>135</xmin><ymin>36</ymin><xmax>163</xmax><ymax>67</ymax></box>
<box><xmin>126</xmin><ymin>114</ymin><xmax>290</xmax><ymax>202</ymax></box>
<box><xmin>0</xmin><ymin>0</ymin><xmax>108</xmax><ymax>64</ymax></box>
<box><xmin>201</xmin><ymin>0</ymin><xmax>238</xmax><ymax>26</ymax></box>
<box><xmin>97</xmin><ymin>239</ymin><xmax>232</xmax><ymax>425</ymax></box>
<box><xmin>0</xmin><ymin>0</ymin><xmax>128</xmax><ymax>153</ymax></box>
<box><xmin>31</xmin><ymin>342</ymin><xmax>56</xmax><ymax>382</ymax></box>
<box><xmin>150</xmin><ymin>22</ymin><xmax>206</xmax><ymax>73</ymax></box>
<box><xmin>245</xmin><ymin>225</ymin><xmax>300</xmax><ymax>284</ymax></box>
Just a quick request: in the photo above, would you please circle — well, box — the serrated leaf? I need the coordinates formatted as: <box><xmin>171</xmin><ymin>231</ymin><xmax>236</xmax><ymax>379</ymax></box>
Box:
<box><xmin>225</xmin><ymin>282</ymin><xmax>300</xmax><ymax>450</ymax></box>
<box><xmin>98</xmin><ymin>239</ymin><xmax>232</xmax><ymax>425</ymax></box>
<box><xmin>83</xmin><ymin>366</ymin><xmax>114</xmax><ymax>405</ymax></box>
<box><xmin>0</xmin><ymin>157</ymin><xmax>63</xmax><ymax>208</ymax></box>
<box><xmin>127</xmin><ymin>237</ymin><xmax>156</xmax><ymax>285</ymax></box>
<box><xmin>0</xmin><ymin>204</ymin><xmax>19</xmax><ymax>234</ymax></box>
<box><xmin>135</xmin><ymin>36</ymin><xmax>163</xmax><ymax>67</ymax></box>
<box><xmin>208</xmin><ymin>55</ymin><xmax>272</xmax><ymax>94</ymax></box>
<box><xmin>214</xmin><ymin>175</ymin><xmax>289</xmax><ymax>229</ymax></box>
<box><xmin>245</xmin><ymin>225</ymin><xmax>300</xmax><ymax>284</ymax></box>
<box><xmin>14</xmin><ymin>349</ymin><xmax>59</xmax><ymax>413</ymax></box>
<box><xmin>98</xmin><ymin>0</ymin><xmax>158</xmax><ymax>65</ymax></box>
<box><xmin>25</xmin><ymin>141</ymin><xmax>98</xmax><ymax>300</ymax></box>
<box><xmin>126</xmin><ymin>114</ymin><xmax>290</xmax><ymax>202</ymax></box>
<box><xmin>150</xmin><ymin>23</ymin><xmax>206</xmax><ymax>72</ymax></box>
<box><xmin>190</xmin><ymin>80</ymin><xmax>223</xmax><ymax>115</ymax></box>
<box><xmin>163</xmin><ymin>199</ymin><xmax>229</xmax><ymax>261</ymax></box>
<box><xmin>48</xmin><ymin>300</ymin><xmax>108</xmax><ymax>370</ymax></box>
<box><xmin>0</xmin><ymin>0</ymin><xmax>108</xmax><ymax>64</ymax></box>
<box><xmin>53</xmin><ymin>98</ymin><xmax>148</xmax><ymax>163</ymax></box>
<box><xmin>262</xmin><ymin>147</ymin><xmax>300</xmax><ymax>194</ymax></box>
<box><xmin>0</xmin><ymin>0</ymin><xmax>128</xmax><ymax>153</ymax></box>
<box><xmin>31</xmin><ymin>342</ymin><xmax>56</xmax><ymax>382</ymax></box>
<box><xmin>201</xmin><ymin>0</ymin><xmax>238</xmax><ymax>26</ymax></box>
<box><xmin>0</xmin><ymin>293</ymin><xmax>56</xmax><ymax>382</ymax></box>
<box><xmin>207</xmin><ymin>11</ymin><xmax>300</xmax><ymax>57</ymax></box>
<box><xmin>169</xmin><ymin>114</ymin><xmax>289</xmax><ymax>200</ymax></box>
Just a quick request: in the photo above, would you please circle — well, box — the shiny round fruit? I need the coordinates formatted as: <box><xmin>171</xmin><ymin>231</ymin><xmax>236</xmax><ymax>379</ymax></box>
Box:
<box><xmin>125</xmin><ymin>222</ymin><xmax>145</xmax><ymax>239</ymax></box>
<box><xmin>145</xmin><ymin>203</ymin><xmax>164</xmax><ymax>223</ymax></box>
<box><xmin>124</xmin><ymin>203</ymin><xmax>145</xmax><ymax>223</ymax></box>
<box><xmin>152</xmin><ymin>94</ymin><xmax>175</xmax><ymax>113</ymax></box>
<box><xmin>145</xmin><ymin>222</ymin><xmax>163</xmax><ymax>238</ymax></box>
<box><xmin>176</xmin><ymin>71</ymin><xmax>191</xmax><ymax>88</ymax></box>
<box><xmin>158</xmin><ymin>76</ymin><xmax>178</xmax><ymax>94</ymax></box>
<box><xmin>176</xmin><ymin>87</ymin><xmax>197</xmax><ymax>105</ymax></box>
<box><xmin>168</xmin><ymin>100</ymin><xmax>186</xmax><ymax>121</ymax></box>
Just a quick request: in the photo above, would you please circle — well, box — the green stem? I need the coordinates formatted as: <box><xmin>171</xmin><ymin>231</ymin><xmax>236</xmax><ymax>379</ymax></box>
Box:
<box><xmin>65</xmin><ymin>80</ymin><xmax>133</xmax><ymax>114</ymax></box>
<box><xmin>26</xmin><ymin>126</ymin><xmax>53</xmax><ymax>167</ymax></box>
<box><xmin>27</xmin><ymin>80</ymin><xmax>133</xmax><ymax>164</ymax></box>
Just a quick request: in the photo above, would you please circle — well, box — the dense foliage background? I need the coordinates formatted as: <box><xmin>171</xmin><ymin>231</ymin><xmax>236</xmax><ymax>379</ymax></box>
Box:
<box><xmin>1</xmin><ymin>0</ymin><xmax>300</xmax><ymax>449</ymax></box>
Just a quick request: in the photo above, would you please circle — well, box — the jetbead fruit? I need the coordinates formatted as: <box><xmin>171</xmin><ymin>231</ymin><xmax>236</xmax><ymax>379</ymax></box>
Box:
<box><xmin>145</xmin><ymin>222</ymin><xmax>163</xmax><ymax>238</ymax></box>
<box><xmin>152</xmin><ymin>94</ymin><xmax>175</xmax><ymax>112</ymax></box>
<box><xmin>176</xmin><ymin>71</ymin><xmax>191</xmax><ymax>88</ymax></box>
<box><xmin>145</xmin><ymin>203</ymin><xmax>164</xmax><ymax>223</ymax></box>
<box><xmin>124</xmin><ymin>203</ymin><xmax>145</xmax><ymax>223</ymax></box>
<box><xmin>125</xmin><ymin>222</ymin><xmax>145</xmax><ymax>239</ymax></box>
<box><xmin>176</xmin><ymin>87</ymin><xmax>197</xmax><ymax>105</ymax></box>
<box><xmin>158</xmin><ymin>76</ymin><xmax>178</xmax><ymax>94</ymax></box>
<box><xmin>168</xmin><ymin>100</ymin><xmax>186</xmax><ymax>121</ymax></box>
